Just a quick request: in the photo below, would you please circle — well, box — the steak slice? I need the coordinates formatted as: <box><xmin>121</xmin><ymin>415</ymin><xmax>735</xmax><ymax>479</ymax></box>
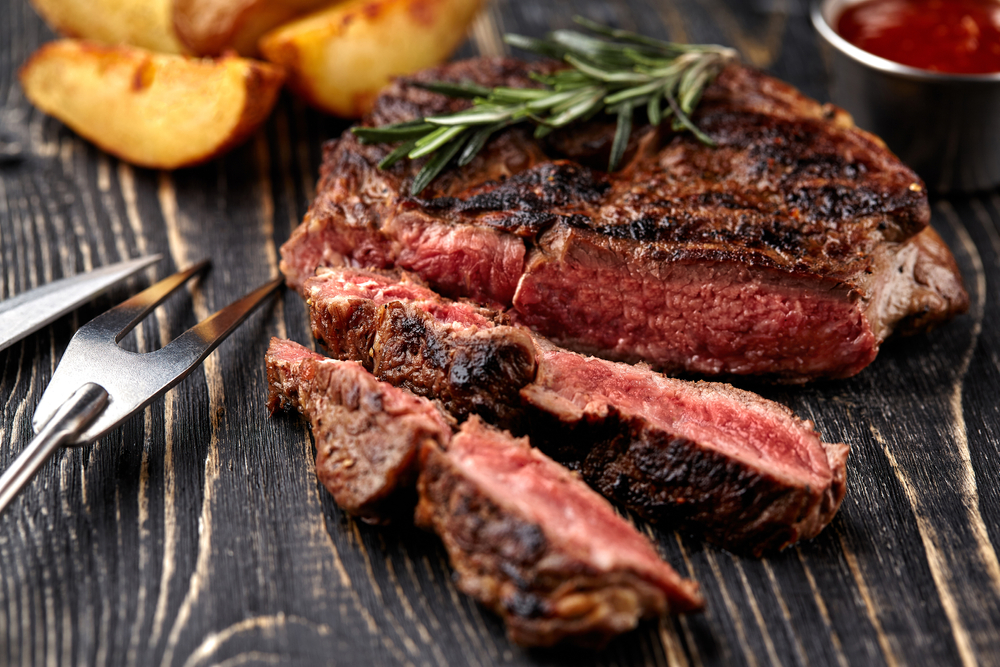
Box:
<box><xmin>280</xmin><ymin>57</ymin><xmax>968</xmax><ymax>382</ymax></box>
<box><xmin>267</xmin><ymin>338</ymin><xmax>703</xmax><ymax>646</ymax></box>
<box><xmin>415</xmin><ymin>415</ymin><xmax>704</xmax><ymax>647</ymax></box>
<box><xmin>303</xmin><ymin>266</ymin><xmax>848</xmax><ymax>553</ymax></box>
<box><xmin>303</xmin><ymin>266</ymin><xmax>537</xmax><ymax>429</ymax></box>
<box><xmin>266</xmin><ymin>337</ymin><xmax>452</xmax><ymax>523</ymax></box>
<box><xmin>523</xmin><ymin>342</ymin><xmax>849</xmax><ymax>555</ymax></box>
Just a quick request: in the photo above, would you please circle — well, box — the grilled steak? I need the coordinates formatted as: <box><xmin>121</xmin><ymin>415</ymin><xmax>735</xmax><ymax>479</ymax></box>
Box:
<box><xmin>303</xmin><ymin>266</ymin><xmax>848</xmax><ymax>553</ymax></box>
<box><xmin>280</xmin><ymin>57</ymin><xmax>968</xmax><ymax>382</ymax></box>
<box><xmin>267</xmin><ymin>338</ymin><xmax>703</xmax><ymax>645</ymax></box>
<box><xmin>303</xmin><ymin>266</ymin><xmax>536</xmax><ymax>429</ymax></box>
<box><xmin>266</xmin><ymin>337</ymin><xmax>452</xmax><ymax>523</ymax></box>
<box><xmin>523</xmin><ymin>342</ymin><xmax>848</xmax><ymax>555</ymax></box>
<box><xmin>415</xmin><ymin>415</ymin><xmax>704</xmax><ymax>647</ymax></box>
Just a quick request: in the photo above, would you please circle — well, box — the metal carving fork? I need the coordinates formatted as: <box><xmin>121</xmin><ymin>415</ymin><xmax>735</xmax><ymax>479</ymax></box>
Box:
<box><xmin>0</xmin><ymin>260</ymin><xmax>282</xmax><ymax>514</ymax></box>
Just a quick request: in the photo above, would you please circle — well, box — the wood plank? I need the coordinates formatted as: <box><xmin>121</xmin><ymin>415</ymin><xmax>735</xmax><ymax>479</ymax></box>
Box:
<box><xmin>2</xmin><ymin>0</ymin><xmax>1000</xmax><ymax>665</ymax></box>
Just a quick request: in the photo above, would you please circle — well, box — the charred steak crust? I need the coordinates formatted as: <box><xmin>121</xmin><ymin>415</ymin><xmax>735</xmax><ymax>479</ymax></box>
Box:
<box><xmin>266</xmin><ymin>338</ymin><xmax>452</xmax><ymax>523</ymax></box>
<box><xmin>303</xmin><ymin>267</ymin><xmax>849</xmax><ymax>553</ymax></box>
<box><xmin>415</xmin><ymin>417</ymin><xmax>704</xmax><ymax>648</ymax></box>
<box><xmin>305</xmin><ymin>267</ymin><xmax>537</xmax><ymax>429</ymax></box>
<box><xmin>280</xmin><ymin>57</ymin><xmax>968</xmax><ymax>381</ymax></box>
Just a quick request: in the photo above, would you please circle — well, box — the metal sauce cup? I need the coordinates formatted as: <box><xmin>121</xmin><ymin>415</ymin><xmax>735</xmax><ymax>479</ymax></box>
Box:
<box><xmin>812</xmin><ymin>0</ymin><xmax>1000</xmax><ymax>193</ymax></box>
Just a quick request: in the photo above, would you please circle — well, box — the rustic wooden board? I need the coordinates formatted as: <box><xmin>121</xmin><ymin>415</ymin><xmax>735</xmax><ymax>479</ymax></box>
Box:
<box><xmin>2</xmin><ymin>0</ymin><xmax>999</xmax><ymax>665</ymax></box>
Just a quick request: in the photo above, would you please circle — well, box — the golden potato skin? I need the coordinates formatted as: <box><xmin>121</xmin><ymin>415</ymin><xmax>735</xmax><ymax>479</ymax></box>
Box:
<box><xmin>19</xmin><ymin>40</ymin><xmax>285</xmax><ymax>169</ymax></box>
<box><xmin>30</xmin><ymin>0</ymin><xmax>186</xmax><ymax>54</ymax></box>
<box><xmin>259</xmin><ymin>0</ymin><xmax>485</xmax><ymax>118</ymax></box>
<box><xmin>172</xmin><ymin>0</ymin><xmax>333</xmax><ymax>56</ymax></box>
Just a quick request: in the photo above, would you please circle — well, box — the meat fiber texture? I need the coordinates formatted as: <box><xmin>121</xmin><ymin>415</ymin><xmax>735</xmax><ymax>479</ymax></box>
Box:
<box><xmin>265</xmin><ymin>338</ymin><xmax>703</xmax><ymax>647</ymax></box>
<box><xmin>280</xmin><ymin>57</ymin><xmax>969</xmax><ymax>383</ymax></box>
<box><xmin>415</xmin><ymin>416</ymin><xmax>704</xmax><ymax>647</ymax></box>
<box><xmin>303</xmin><ymin>266</ymin><xmax>849</xmax><ymax>554</ymax></box>
<box><xmin>266</xmin><ymin>337</ymin><xmax>453</xmax><ymax>523</ymax></box>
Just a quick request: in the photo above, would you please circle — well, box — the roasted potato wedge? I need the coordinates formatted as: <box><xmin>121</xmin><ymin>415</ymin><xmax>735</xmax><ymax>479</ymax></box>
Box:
<box><xmin>172</xmin><ymin>0</ymin><xmax>334</xmax><ymax>56</ymax></box>
<box><xmin>259</xmin><ymin>0</ymin><xmax>484</xmax><ymax>118</ymax></box>
<box><xmin>19</xmin><ymin>40</ymin><xmax>285</xmax><ymax>169</ymax></box>
<box><xmin>30</xmin><ymin>0</ymin><xmax>186</xmax><ymax>54</ymax></box>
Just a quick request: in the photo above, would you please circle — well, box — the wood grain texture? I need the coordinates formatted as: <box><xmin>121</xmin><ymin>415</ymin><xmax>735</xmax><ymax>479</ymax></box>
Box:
<box><xmin>2</xmin><ymin>0</ymin><xmax>999</xmax><ymax>665</ymax></box>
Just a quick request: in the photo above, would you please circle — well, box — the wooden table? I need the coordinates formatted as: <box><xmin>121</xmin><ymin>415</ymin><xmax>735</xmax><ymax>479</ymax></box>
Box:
<box><xmin>2</xmin><ymin>1</ymin><xmax>999</xmax><ymax>665</ymax></box>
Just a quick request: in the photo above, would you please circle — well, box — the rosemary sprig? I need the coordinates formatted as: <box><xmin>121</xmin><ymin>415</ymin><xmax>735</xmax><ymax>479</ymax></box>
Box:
<box><xmin>352</xmin><ymin>17</ymin><xmax>739</xmax><ymax>195</ymax></box>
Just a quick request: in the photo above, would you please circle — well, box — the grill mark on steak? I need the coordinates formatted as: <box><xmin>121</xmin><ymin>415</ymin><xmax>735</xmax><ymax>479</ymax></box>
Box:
<box><xmin>405</xmin><ymin>161</ymin><xmax>611</xmax><ymax>237</ymax></box>
<box><xmin>280</xmin><ymin>57</ymin><xmax>967</xmax><ymax>382</ymax></box>
<box><xmin>303</xmin><ymin>266</ymin><xmax>849</xmax><ymax>553</ymax></box>
<box><xmin>304</xmin><ymin>267</ymin><xmax>537</xmax><ymax>429</ymax></box>
<box><xmin>415</xmin><ymin>416</ymin><xmax>704</xmax><ymax>647</ymax></box>
<box><xmin>265</xmin><ymin>338</ymin><xmax>452</xmax><ymax>523</ymax></box>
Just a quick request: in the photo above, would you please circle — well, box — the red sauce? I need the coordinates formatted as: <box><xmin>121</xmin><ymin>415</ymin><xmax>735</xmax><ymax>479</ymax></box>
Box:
<box><xmin>837</xmin><ymin>0</ymin><xmax>1000</xmax><ymax>74</ymax></box>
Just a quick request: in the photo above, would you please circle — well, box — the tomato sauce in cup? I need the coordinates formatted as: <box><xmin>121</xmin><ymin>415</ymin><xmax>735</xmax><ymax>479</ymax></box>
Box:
<box><xmin>837</xmin><ymin>0</ymin><xmax>1000</xmax><ymax>74</ymax></box>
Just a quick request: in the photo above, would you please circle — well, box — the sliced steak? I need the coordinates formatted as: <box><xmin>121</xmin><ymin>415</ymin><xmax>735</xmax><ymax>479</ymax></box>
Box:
<box><xmin>303</xmin><ymin>266</ymin><xmax>536</xmax><ymax>429</ymax></box>
<box><xmin>266</xmin><ymin>337</ymin><xmax>452</xmax><ymax>523</ymax></box>
<box><xmin>267</xmin><ymin>338</ymin><xmax>703</xmax><ymax>646</ymax></box>
<box><xmin>280</xmin><ymin>57</ymin><xmax>968</xmax><ymax>382</ymax></box>
<box><xmin>523</xmin><ymin>342</ymin><xmax>849</xmax><ymax>555</ymax></box>
<box><xmin>302</xmin><ymin>267</ymin><xmax>848</xmax><ymax>553</ymax></box>
<box><xmin>415</xmin><ymin>416</ymin><xmax>704</xmax><ymax>647</ymax></box>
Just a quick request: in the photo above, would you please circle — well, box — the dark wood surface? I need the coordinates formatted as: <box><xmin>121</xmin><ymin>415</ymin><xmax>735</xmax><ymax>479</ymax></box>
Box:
<box><xmin>2</xmin><ymin>1</ymin><xmax>999</xmax><ymax>665</ymax></box>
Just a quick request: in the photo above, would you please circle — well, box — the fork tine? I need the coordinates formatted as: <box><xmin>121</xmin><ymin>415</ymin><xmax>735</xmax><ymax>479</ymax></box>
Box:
<box><xmin>30</xmin><ymin>267</ymin><xmax>282</xmax><ymax>446</ymax></box>
<box><xmin>157</xmin><ymin>276</ymin><xmax>285</xmax><ymax>369</ymax></box>
<box><xmin>83</xmin><ymin>260</ymin><xmax>210</xmax><ymax>341</ymax></box>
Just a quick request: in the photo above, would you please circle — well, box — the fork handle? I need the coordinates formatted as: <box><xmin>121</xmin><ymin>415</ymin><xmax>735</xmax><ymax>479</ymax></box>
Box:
<box><xmin>0</xmin><ymin>383</ymin><xmax>109</xmax><ymax>514</ymax></box>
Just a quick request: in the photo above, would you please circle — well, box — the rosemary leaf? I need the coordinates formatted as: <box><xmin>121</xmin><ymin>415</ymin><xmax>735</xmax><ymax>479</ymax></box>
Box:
<box><xmin>548</xmin><ymin>30</ymin><xmax>620</xmax><ymax>62</ymax></box>
<box><xmin>549</xmin><ymin>86</ymin><xmax>603</xmax><ymax>116</ymax></box>
<box><xmin>410</xmin><ymin>125</ymin><xmax>467</xmax><ymax>157</ymax></box>
<box><xmin>609</xmin><ymin>102</ymin><xmax>634</xmax><ymax>171</ymax></box>
<box><xmin>666</xmin><ymin>94</ymin><xmax>715</xmax><ymax>145</ymax></box>
<box><xmin>647</xmin><ymin>91</ymin><xmax>663</xmax><ymax>126</ymax></box>
<box><xmin>527</xmin><ymin>88</ymin><xmax>584</xmax><ymax>112</ymax></box>
<box><xmin>488</xmin><ymin>87</ymin><xmax>551</xmax><ymax>103</ymax></box>
<box><xmin>564</xmin><ymin>54</ymin><xmax>649</xmax><ymax>84</ymax></box>
<box><xmin>411</xmin><ymin>133</ymin><xmax>468</xmax><ymax>195</ymax></box>
<box><xmin>458</xmin><ymin>121</ymin><xmax>508</xmax><ymax>166</ymax></box>
<box><xmin>378</xmin><ymin>138</ymin><xmax>420</xmax><ymax>169</ymax></box>
<box><xmin>547</xmin><ymin>89</ymin><xmax>605</xmax><ymax>127</ymax></box>
<box><xmin>426</xmin><ymin>106</ymin><xmax>512</xmax><ymax>125</ymax></box>
<box><xmin>678</xmin><ymin>59</ymin><xmax>713</xmax><ymax>113</ymax></box>
<box><xmin>604</xmin><ymin>78</ymin><xmax>665</xmax><ymax>105</ymax></box>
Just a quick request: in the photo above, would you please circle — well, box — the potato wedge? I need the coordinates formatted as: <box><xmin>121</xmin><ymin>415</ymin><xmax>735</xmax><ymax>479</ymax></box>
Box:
<box><xmin>30</xmin><ymin>0</ymin><xmax>186</xmax><ymax>54</ymax></box>
<box><xmin>172</xmin><ymin>0</ymin><xmax>334</xmax><ymax>56</ymax></box>
<box><xmin>19</xmin><ymin>40</ymin><xmax>285</xmax><ymax>169</ymax></box>
<box><xmin>259</xmin><ymin>0</ymin><xmax>484</xmax><ymax>118</ymax></box>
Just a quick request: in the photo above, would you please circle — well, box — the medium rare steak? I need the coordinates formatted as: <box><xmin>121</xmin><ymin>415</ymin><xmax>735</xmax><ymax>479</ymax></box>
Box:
<box><xmin>280</xmin><ymin>57</ymin><xmax>968</xmax><ymax>382</ymax></box>
<box><xmin>267</xmin><ymin>338</ymin><xmax>703</xmax><ymax>646</ymax></box>
<box><xmin>303</xmin><ymin>266</ymin><xmax>848</xmax><ymax>553</ymax></box>
<box><xmin>266</xmin><ymin>338</ymin><xmax>452</xmax><ymax>523</ymax></box>
<box><xmin>523</xmin><ymin>342</ymin><xmax>848</xmax><ymax>555</ymax></box>
<box><xmin>303</xmin><ymin>266</ymin><xmax>536</xmax><ymax>429</ymax></box>
<box><xmin>415</xmin><ymin>415</ymin><xmax>704</xmax><ymax>647</ymax></box>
